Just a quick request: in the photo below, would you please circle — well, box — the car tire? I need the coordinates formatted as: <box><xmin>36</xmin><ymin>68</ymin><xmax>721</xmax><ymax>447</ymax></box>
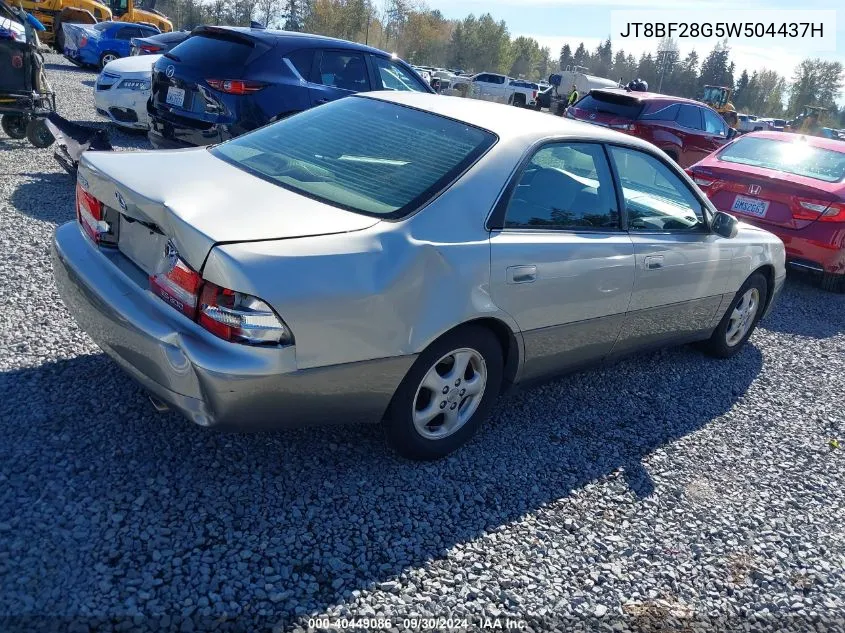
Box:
<box><xmin>820</xmin><ymin>272</ymin><xmax>844</xmax><ymax>293</ymax></box>
<box><xmin>384</xmin><ymin>325</ymin><xmax>503</xmax><ymax>460</ymax></box>
<box><xmin>665</xmin><ymin>150</ymin><xmax>679</xmax><ymax>164</ymax></box>
<box><xmin>699</xmin><ymin>272</ymin><xmax>768</xmax><ymax>359</ymax></box>
<box><xmin>1</xmin><ymin>114</ymin><xmax>27</xmax><ymax>139</ymax></box>
<box><xmin>25</xmin><ymin>118</ymin><xmax>55</xmax><ymax>148</ymax></box>
<box><xmin>99</xmin><ymin>52</ymin><xmax>118</xmax><ymax>69</ymax></box>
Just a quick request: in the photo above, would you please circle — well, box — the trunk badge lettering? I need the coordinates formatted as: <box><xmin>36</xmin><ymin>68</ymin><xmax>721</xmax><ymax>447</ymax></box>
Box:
<box><xmin>115</xmin><ymin>191</ymin><xmax>127</xmax><ymax>211</ymax></box>
<box><xmin>165</xmin><ymin>65</ymin><xmax>175</xmax><ymax>78</ymax></box>
<box><xmin>748</xmin><ymin>184</ymin><xmax>761</xmax><ymax>195</ymax></box>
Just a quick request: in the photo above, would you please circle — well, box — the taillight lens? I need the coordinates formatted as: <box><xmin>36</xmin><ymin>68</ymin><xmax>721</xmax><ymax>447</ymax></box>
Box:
<box><xmin>149</xmin><ymin>256</ymin><xmax>202</xmax><ymax>319</ymax></box>
<box><xmin>140</xmin><ymin>44</ymin><xmax>161</xmax><ymax>53</ymax></box>
<box><xmin>685</xmin><ymin>169</ymin><xmax>717</xmax><ymax>192</ymax></box>
<box><xmin>199</xmin><ymin>283</ymin><xmax>291</xmax><ymax>345</ymax></box>
<box><xmin>76</xmin><ymin>183</ymin><xmax>108</xmax><ymax>244</ymax></box>
<box><xmin>149</xmin><ymin>248</ymin><xmax>291</xmax><ymax>345</ymax></box>
<box><xmin>791</xmin><ymin>198</ymin><xmax>845</xmax><ymax>223</ymax></box>
<box><xmin>79</xmin><ymin>35</ymin><xmax>88</xmax><ymax>48</ymax></box>
<box><xmin>205</xmin><ymin>79</ymin><xmax>266</xmax><ymax>95</ymax></box>
<box><xmin>609</xmin><ymin>122</ymin><xmax>635</xmax><ymax>131</ymax></box>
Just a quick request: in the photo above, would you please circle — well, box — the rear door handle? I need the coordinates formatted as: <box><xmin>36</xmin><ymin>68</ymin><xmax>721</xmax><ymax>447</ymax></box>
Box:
<box><xmin>644</xmin><ymin>255</ymin><xmax>664</xmax><ymax>270</ymax></box>
<box><xmin>507</xmin><ymin>265</ymin><xmax>537</xmax><ymax>284</ymax></box>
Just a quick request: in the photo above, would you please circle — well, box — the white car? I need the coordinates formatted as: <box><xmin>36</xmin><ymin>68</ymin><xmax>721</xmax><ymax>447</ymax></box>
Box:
<box><xmin>93</xmin><ymin>54</ymin><xmax>161</xmax><ymax>130</ymax></box>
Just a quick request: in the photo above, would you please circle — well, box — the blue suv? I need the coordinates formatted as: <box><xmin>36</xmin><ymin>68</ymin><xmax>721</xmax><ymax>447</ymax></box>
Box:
<box><xmin>148</xmin><ymin>27</ymin><xmax>434</xmax><ymax>148</ymax></box>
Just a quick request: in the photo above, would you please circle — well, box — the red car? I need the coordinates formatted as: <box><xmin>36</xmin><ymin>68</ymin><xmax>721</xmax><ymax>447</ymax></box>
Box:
<box><xmin>687</xmin><ymin>131</ymin><xmax>845</xmax><ymax>290</ymax></box>
<box><xmin>566</xmin><ymin>89</ymin><xmax>735</xmax><ymax>167</ymax></box>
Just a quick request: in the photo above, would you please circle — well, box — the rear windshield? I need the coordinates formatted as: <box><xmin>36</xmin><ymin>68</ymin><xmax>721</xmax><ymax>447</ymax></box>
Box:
<box><xmin>211</xmin><ymin>97</ymin><xmax>496</xmax><ymax>218</ymax></box>
<box><xmin>575</xmin><ymin>93</ymin><xmax>643</xmax><ymax>119</ymax></box>
<box><xmin>718</xmin><ymin>136</ymin><xmax>845</xmax><ymax>183</ymax></box>
<box><xmin>166</xmin><ymin>34</ymin><xmax>254</xmax><ymax>65</ymax></box>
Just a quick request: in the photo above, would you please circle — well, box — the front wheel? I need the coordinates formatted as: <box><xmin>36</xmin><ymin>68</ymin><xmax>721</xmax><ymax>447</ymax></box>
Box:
<box><xmin>384</xmin><ymin>326</ymin><xmax>503</xmax><ymax>460</ymax></box>
<box><xmin>699</xmin><ymin>273</ymin><xmax>768</xmax><ymax>358</ymax></box>
<box><xmin>1</xmin><ymin>114</ymin><xmax>27</xmax><ymax>139</ymax></box>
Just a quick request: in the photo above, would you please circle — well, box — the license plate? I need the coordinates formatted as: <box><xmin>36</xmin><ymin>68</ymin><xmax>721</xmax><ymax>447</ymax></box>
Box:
<box><xmin>165</xmin><ymin>86</ymin><xmax>185</xmax><ymax>107</ymax></box>
<box><xmin>731</xmin><ymin>195</ymin><xmax>770</xmax><ymax>217</ymax></box>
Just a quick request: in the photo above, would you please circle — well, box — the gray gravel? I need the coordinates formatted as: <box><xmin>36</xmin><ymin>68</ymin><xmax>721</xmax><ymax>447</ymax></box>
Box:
<box><xmin>1</xmin><ymin>55</ymin><xmax>845</xmax><ymax>633</ymax></box>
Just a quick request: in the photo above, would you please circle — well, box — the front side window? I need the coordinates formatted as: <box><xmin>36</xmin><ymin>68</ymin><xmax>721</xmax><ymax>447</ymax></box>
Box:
<box><xmin>115</xmin><ymin>27</ymin><xmax>137</xmax><ymax>40</ymax></box>
<box><xmin>703</xmin><ymin>108</ymin><xmax>727</xmax><ymax>135</ymax></box>
<box><xmin>317</xmin><ymin>50</ymin><xmax>370</xmax><ymax>92</ymax></box>
<box><xmin>608</xmin><ymin>146</ymin><xmax>704</xmax><ymax>232</ymax></box>
<box><xmin>373</xmin><ymin>57</ymin><xmax>427</xmax><ymax>92</ymax></box>
<box><xmin>504</xmin><ymin>143</ymin><xmax>619</xmax><ymax>230</ymax></box>
<box><xmin>211</xmin><ymin>97</ymin><xmax>496</xmax><ymax>218</ymax></box>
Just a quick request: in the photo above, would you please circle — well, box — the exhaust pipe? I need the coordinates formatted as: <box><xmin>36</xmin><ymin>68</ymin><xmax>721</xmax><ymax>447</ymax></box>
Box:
<box><xmin>148</xmin><ymin>394</ymin><xmax>170</xmax><ymax>412</ymax></box>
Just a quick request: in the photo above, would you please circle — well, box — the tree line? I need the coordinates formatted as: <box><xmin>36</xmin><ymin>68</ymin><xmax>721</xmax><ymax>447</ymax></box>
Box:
<box><xmin>152</xmin><ymin>0</ymin><xmax>844</xmax><ymax>124</ymax></box>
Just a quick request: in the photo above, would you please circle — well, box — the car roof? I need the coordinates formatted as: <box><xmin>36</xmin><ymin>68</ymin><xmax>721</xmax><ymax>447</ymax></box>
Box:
<box><xmin>192</xmin><ymin>26</ymin><xmax>396</xmax><ymax>57</ymax></box>
<box><xmin>359</xmin><ymin>92</ymin><xmax>660</xmax><ymax>150</ymax></box>
<box><xmin>740</xmin><ymin>130</ymin><xmax>845</xmax><ymax>152</ymax></box>
<box><xmin>591</xmin><ymin>88</ymin><xmax>704</xmax><ymax>106</ymax></box>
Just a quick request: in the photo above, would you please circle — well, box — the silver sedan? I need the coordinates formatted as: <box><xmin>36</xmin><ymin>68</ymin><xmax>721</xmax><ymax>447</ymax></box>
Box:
<box><xmin>53</xmin><ymin>92</ymin><xmax>786</xmax><ymax>460</ymax></box>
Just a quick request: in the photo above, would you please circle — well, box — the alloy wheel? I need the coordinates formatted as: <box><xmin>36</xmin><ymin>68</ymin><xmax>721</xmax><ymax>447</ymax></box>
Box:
<box><xmin>412</xmin><ymin>347</ymin><xmax>487</xmax><ymax>440</ymax></box>
<box><xmin>725</xmin><ymin>287</ymin><xmax>759</xmax><ymax>347</ymax></box>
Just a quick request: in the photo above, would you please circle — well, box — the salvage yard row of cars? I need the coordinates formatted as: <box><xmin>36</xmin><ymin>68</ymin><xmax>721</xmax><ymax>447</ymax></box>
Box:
<box><xmin>4</xmin><ymin>21</ymin><xmax>843</xmax><ymax>458</ymax></box>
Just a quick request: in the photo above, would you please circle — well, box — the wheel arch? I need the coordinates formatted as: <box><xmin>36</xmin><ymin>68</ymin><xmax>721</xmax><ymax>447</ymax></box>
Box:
<box><xmin>751</xmin><ymin>263</ymin><xmax>776</xmax><ymax>313</ymax></box>
<box><xmin>420</xmin><ymin>317</ymin><xmax>523</xmax><ymax>392</ymax></box>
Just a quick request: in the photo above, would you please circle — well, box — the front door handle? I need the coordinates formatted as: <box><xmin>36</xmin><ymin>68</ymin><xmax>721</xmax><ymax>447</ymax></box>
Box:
<box><xmin>507</xmin><ymin>265</ymin><xmax>537</xmax><ymax>284</ymax></box>
<box><xmin>644</xmin><ymin>255</ymin><xmax>664</xmax><ymax>270</ymax></box>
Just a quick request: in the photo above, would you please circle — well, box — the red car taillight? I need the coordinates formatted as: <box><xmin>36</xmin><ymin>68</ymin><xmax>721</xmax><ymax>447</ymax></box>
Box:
<box><xmin>205</xmin><ymin>79</ymin><xmax>266</xmax><ymax>95</ymax></box>
<box><xmin>76</xmin><ymin>183</ymin><xmax>108</xmax><ymax>244</ymax></box>
<box><xmin>149</xmin><ymin>251</ymin><xmax>291</xmax><ymax>345</ymax></box>
<box><xmin>609</xmin><ymin>122</ymin><xmax>637</xmax><ymax>133</ymax></box>
<box><xmin>790</xmin><ymin>198</ymin><xmax>845</xmax><ymax>223</ymax></box>
<box><xmin>140</xmin><ymin>44</ymin><xmax>161</xmax><ymax>54</ymax></box>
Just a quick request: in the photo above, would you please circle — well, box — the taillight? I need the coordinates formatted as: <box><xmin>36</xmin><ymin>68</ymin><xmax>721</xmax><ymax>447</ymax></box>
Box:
<box><xmin>199</xmin><ymin>282</ymin><xmax>291</xmax><ymax>345</ymax></box>
<box><xmin>140</xmin><ymin>44</ymin><xmax>161</xmax><ymax>53</ymax></box>
<box><xmin>76</xmin><ymin>183</ymin><xmax>107</xmax><ymax>244</ymax></box>
<box><xmin>685</xmin><ymin>169</ymin><xmax>717</xmax><ymax>192</ymax></box>
<box><xmin>609</xmin><ymin>122</ymin><xmax>635</xmax><ymax>132</ymax></box>
<box><xmin>79</xmin><ymin>35</ymin><xmax>88</xmax><ymax>48</ymax></box>
<box><xmin>149</xmin><ymin>248</ymin><xmax>291</xmax><ymax>345</ymax></box>
<box><xmin>791</xmin><ymin>198</ymin><xmax>845</xmax><ymax>223</ymax></box>
<box><xmin>149</xmin><ymin>255</ymin><xmax>202</xmax><ymax>319</ymax></box>
<box><xmin>205</xmin><ymin>79</ymin><xmax>265</xmax><ymax>95</ymax></box>
<box><xmin>532</xmin><ymin>90</ymin><xmax>537</xmax><ymax>100</ymax></box>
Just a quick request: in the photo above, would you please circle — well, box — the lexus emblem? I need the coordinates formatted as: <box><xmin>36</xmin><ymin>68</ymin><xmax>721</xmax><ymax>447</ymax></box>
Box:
<box><xmin>114</xmin><ymin>191</ymin><xmax>127</xmax><ymax>211</ymax></box>
<box><xmin>165</xmin><ymin>65</ymin><xmax>175</xmax><ymax>78</ymax></box>
<box><xmin>748</xmin><ymin>184</ymin><xmax>761</xmax><ymax>195</ymax></box>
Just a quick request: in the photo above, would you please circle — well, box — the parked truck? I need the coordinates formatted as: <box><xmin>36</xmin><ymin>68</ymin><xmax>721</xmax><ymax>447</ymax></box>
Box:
<box><xmin>17</xmin><ymin>0</ymin><xmax>171</xmax><ymax>50</ymax></box>
<box><xmin>450</xmin><ymin>72</ymin><xmax>539</xmax><ymax>108</ymax></box>
<box><xmin>548</xmin><ymin>66</ymin><xmax>620</xmax><ymax>115</ymax></box>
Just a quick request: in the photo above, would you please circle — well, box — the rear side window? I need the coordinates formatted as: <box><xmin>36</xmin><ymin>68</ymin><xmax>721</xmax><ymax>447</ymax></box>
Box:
<box><xmin>211</xmin><ymin>97</ymin><xmax>496</xmax><ymax>218</ymax></box>
<box><xmin>718</xmin><ymin>137</ymin><xmax>845</xmax><ymax>183</ymax></box>
<box><xmin>167</xmin><ymin>34</ymin><xmax>255</xmax><ymax>65</ymax></box>
<box><xmin>677</xmin><ymin>105</ymin><xmax>703</xmax><ymax>130</ymax></box>
<box><xmin>285</xmin><ymin>49</ymin><xmax>314</xmax><ymax>80</ymax></box>
<box><xmin>115</xmin><ymin>27</ymin><xmax>139</xmax><ymax>40</ymax></box>
<box><xmin>575</xmin><ymin>93</ymin><xmax>643</xmax><ymax>119</ymax></box>
<box><xmin>317</xmin><ymin>50</ymin><xmax>370</xmax><ymax>92</ymax></box>
<box><xmin>640</xmin><ymin>103</ymin><xmax>679</xmax><ymax>121</ymax></box>
<box><xmin>505</xmin><ymin>143</ymin><xmax>619</xmax><ymax>230</ymax></box>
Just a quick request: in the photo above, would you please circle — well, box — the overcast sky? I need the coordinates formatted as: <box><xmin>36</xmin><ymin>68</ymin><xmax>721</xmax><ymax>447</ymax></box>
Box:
<box><xmin>419</xmin><ymin>0</ymin><xmax>844</xmax><ymax>103</ymax></box>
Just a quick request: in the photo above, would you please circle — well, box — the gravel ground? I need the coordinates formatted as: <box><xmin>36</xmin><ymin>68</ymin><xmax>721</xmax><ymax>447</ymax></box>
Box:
<box><xmin>1</xmin><ymin>55</ymin><xmax>844</xmax><ymax>633</ymax></box>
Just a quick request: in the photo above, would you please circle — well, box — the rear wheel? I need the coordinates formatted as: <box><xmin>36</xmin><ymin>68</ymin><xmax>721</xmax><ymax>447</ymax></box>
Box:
<box><xmin>384</xmin><ymin>326</ymin><xmax>503</xmax><ymax>460</ymax></box>
<box><xmin>26</xmin><ymin>118</ymin><xmax>55</xmax><ymax>148</ymax></box>
<box><xmin>699</xmin><ymin>273</ymin><xmax>768</xmax><ymax>358</ymax></box>
<box><xmin>99</xmin><ymin>52</ymin><xmax>118</xmax><ymax>69</ymax></box>
<box><xmin>1</xmin><ymin>114</ymin><xmax>27</xmax><ymax>139</ymax></box>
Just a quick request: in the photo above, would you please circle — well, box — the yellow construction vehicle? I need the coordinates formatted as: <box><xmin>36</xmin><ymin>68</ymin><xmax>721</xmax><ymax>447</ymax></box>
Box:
<box><xmin>17</xmin><ymin>0</ymin><xmax>172</xmax><ymax>50</ymax></box>
<box><xmin>701</xmin><ymin>84</ymin><xmax>738</xmax><ymax>128</ymax></box>
<box><xmin>785</xmin><ymin>105</ymin><xmax>827</xmax><ymax>136</ymax></box>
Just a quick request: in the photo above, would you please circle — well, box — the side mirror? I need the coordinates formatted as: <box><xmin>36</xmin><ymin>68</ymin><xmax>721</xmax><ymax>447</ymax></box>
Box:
<box><xmin>727</xmin><ymin>127</ymin><xmax>738</xmax><ymax>140</ymax></box>
<box><xmin>711</xmin><ymin>211</ymin><xmax>738</xmax><ymax>238</ymax></box>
